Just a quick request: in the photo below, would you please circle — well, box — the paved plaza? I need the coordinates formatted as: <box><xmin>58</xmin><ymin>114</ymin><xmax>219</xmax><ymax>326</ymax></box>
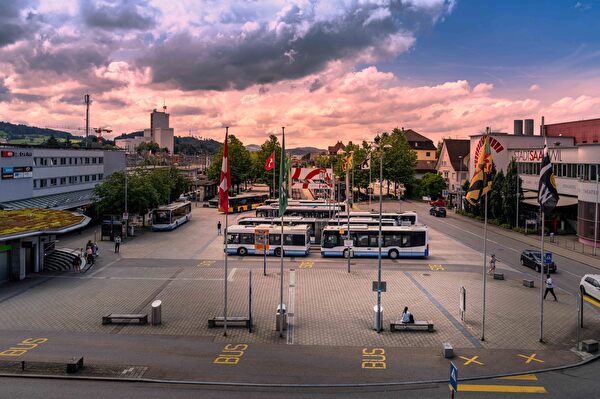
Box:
<box><xmin>1</xmin><ymin>204</ymin><xmax>599</xmax><ymax>383</ymax></box>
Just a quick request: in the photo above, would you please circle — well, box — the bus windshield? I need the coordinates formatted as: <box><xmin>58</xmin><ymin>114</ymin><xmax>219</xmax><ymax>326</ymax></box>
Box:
<box><xmin>153</xmin><ymin>210</ymin><xmax>170</xmax><ymax>225</ymax></box>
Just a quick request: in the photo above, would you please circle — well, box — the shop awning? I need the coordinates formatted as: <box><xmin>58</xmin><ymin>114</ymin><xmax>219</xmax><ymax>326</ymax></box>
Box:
<box><xmin>522</xmin><ymin>195</ymin><xmax>578</xmax><ymax>207</ymax></box>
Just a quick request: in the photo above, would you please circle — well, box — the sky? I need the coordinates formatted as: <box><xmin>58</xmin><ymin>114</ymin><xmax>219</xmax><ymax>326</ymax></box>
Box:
<box><xmin>1</xmin><ymin>0</ymin><xmax>600</xmax><ymax>147</ymax></box>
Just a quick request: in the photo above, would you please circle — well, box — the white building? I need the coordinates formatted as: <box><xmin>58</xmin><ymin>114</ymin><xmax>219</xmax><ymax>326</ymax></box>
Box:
<box><xmin>115</xmin><ymin>108</ymin><xmax>174</xmax><ymax>154</ymax></box>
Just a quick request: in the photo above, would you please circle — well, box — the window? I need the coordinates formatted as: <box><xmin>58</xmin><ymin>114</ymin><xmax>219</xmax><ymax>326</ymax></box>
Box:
<box><xmin>84</xmin><ymin>175</ymin><xmax>90</xmax><ymax>182</ymax></box>
<box><xmin>269</xmin><ymin>234</ymin><xmax>281</xmax><ymax>245</ymax></box>
<box><xmin>40</xmin><ymin>179</ymin><xmax>47</xmax><ymax>188</ymax></box>
<box><xmin>426</xmin><ymin>152</ymin><xmax>431</xmax><ymax>157</ymax></box>
<box><xmin>384</xmin><ymin>233</ymin><xmax>401</xmax><ymax>247</ymax></box>
<box><xmin>92</xmin><ymin>175</ymin><xmax>97</xmax><ymax>181</ymax></box>
<box><xmin>33</xmin><ymin>179</ymin><xmax>38</xmax><ymax>189</ymax></box>
<box><xmin>591</xmin><ymin>164</ymin><xmax>597</xmax><ymax>182</ymax></box>
<box><xmin>240</xmin><ymin>233</ymin><xmax>254</xmax><ymax>244</ymax></box>
<box><xmin>444</xmin><ymin>171</ymin><xmax>449</xmax><ymax>178</ymax></box>
<box><xmin>85</xmin><ymin>157</ymin><xmax>90</xmax><ymax>164</ymax></box>
<box><xmin>355</xmin><ymin>234</ymin><xmax>370</xmax><ymax>247</ymax></box>
<box><xmin>69</xmin><ymin>176</ymin><xmax>76</xmax><ymax>184</ymax></box>
<box><xmin>50</xmin><ymin>178</ymin><xmax>57</xmax><ymax>186</ymax></box>
<box><xmin>92</xmin><ymin>157</ymin><xmax>97</xmax><ymax>164</ymax></box>
<box><xmin>99</xmin><ymin>157</ymin><xmax>104</xmax><ymax>164</ymax></box>
<box><xmin>60</xmin><ymin>157</ymin><xmax>66</xmax><ymax>165</ymax></box>
<box><xmin>227</xmin><ymin>234</ymin><xmax>240</xmax><ymax>244</ymax></box>
<box><xmin>284</xmin><ymin>234</ymin><xmax>305</xmax><ymax>246</ymax></box>
<box><xmin>322</xmin><ymin>231</ymin><xmax>340</xmax><ymax>248</ymax></box>
<box><xmin>60</xmin><ymin>177</ymin><xmax>66</xmax><ymax>185</ymax></box>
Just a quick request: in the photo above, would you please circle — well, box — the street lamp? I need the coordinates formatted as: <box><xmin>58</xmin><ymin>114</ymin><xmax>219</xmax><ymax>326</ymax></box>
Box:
<box><xmin>347</xmin><ymin>150</ymin><xmax>354</xmax><ymax>274</ymax></box>
<box><xmin>458</xmin><ymin>155</ymin><xmax>463</xmax><ymax>211</ymax></box>
<box><xmin>374</xmin><ymin>136</ymin><xmax>391</xmax><ymax>333</ymax></box>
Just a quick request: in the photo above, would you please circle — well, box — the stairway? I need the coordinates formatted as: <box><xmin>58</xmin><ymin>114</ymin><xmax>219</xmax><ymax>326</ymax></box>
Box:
<box><xmin>44</xmin><ymin>248</ymin><xmax>84</xmax><ymax>272</ymax></box>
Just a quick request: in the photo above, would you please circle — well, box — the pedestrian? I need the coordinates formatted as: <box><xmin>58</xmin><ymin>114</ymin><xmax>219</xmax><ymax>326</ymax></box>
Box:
<box><xmin>72</xmin><ymin>255</ymin><xmax>81</xmax><ymax>273</ymax></box>
<box><xmin>86</xmin><ymin>246</ymin><xmax>94</xmax><ymax>266</ymax></box>
<box><xmin>114</xmin><ymin>235</ymin><xmax>121</xmax><ymax>253</ymax></box>
<box><xmin>401</xmin><ymin>306</ymin><xmax>414</xmax><ymax>324</ymax></box>
<box><xmin>544</xmin><ymin>274</ymin><xmax>557</xmax><ymax>301</ymax></box>
<box><xmin>92</xmin><ymin>241</ymin><xmax>98</xmax><ymax>258</ymax></box>
<box><xmin>488</xmin><ymin>254</ymin><xmax>497</xmax><ymax>274</ymax></box>
<box><xmin>217</xmin><ymin>221</ymin><xmax>222</xmax><ymax>235</ymax></box>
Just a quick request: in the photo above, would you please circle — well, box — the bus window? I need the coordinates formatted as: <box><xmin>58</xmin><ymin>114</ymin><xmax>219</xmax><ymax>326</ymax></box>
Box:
<box><xmin>240</xmin><ymin>233</ymin><xmax>254</xmax><ymax>244</ymax></box>
<box><xmin>401</xmin><ymin>234</ymin><xmax>411</xmax><ymax>247</ymax></box>
<box><xmin>227</xmin><ymin>234</ymin><xmax>240</xmax><ymax>244</ymax></box>
<box><xmin>153</xmin><ymin>210</ymin><xmax>170</xmax><ymax>225</ymax></box>
<box><xmin>269</xmin><ymin>234</ymin><xmax>281</xmax><ymax>245</ymax></box>
<box><xmin>384</xmin><ymin>233</ymin><xmax>401</xmax><ymax>247</ymax></box>
<box><xmin>356</xmin><ymin>233</ymin><xmax>370</xmax><ymax>247</ymax></box>
<box><xmin>322</xmin><ymin>231</ymin><xmax>340</xmax><ymax>248</ymax></box>
<box><xmin>368</xmin><ymin>233</ymin><xmax>379</xmax><ymax>247</ymax></box>
<box><xmin>284</xmin><ymin>234</ymin><xmax>305</xmax><ymax>246</ymax></box>
<box><xmin>411</xmin><ymin>232</ymin><xmax>426</xmax><ymax>246</ymax></box>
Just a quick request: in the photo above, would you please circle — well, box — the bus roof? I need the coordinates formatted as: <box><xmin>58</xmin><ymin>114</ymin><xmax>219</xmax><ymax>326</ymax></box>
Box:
<box><xmin>155</xmin><ymin>201</ymin><xmax>191</xmax><ymax>211</ymax></box>
<box><xmin>229</xmin><ymin>224</ymin><xmax>311</xmax><ymax>232</ymax></box>
<box><xmin>323</xmin><ymin>224</ymin><xmax>427</xmax><ymax>232</ymax></box>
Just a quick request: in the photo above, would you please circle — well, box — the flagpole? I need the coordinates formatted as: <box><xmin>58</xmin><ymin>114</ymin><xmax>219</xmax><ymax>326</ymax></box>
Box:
<box><xmin>279</xmin><ymin>126</ymin><xmax>285</xmax><ymax>339</ymax></box>
<box><xmin>273</xmin><ymin>151</ymin><xmax>276</xmax><ymax>199</ymax></box>
<box><xmin>540</xmin><ymin>116</ymin><xmax>545</xmax><ymax>343</ymax></box>
<box><xmin>481</xmin><ymin>192</ymin><xmax>488</xmax><ymax>341</ymax></box>
<box><xmin>223</xmin><ymin>127</ymin><xmax>229</xmax><ymax>337</ymax></box>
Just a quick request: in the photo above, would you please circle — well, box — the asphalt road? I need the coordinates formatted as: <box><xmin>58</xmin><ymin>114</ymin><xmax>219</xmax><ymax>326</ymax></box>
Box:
<box><xmin>2</xmin><ymin>357</ymin><xmax>599</xmax><ymax>398</ymax></box>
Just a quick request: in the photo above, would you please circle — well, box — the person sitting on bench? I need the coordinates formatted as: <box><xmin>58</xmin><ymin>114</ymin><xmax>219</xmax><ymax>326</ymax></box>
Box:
<box><xmin>401</xmin><ymin>306</ymin><xmax>414</xmax><ymax>324</ymax></box>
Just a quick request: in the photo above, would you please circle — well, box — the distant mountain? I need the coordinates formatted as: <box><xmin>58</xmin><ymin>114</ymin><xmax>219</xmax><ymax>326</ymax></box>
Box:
<box><xmin>0</xmin><ymin>121</ymin><xmax>79</xmax><ymax>141</ymax></box>
<box><xmin>174</xmin><ymin>136</ymin><xmax>221</xmax><ymax>155</ymax></box>
<box><xmin>246</xmin><ymin>144</ymin><xmax>261</xmax><ymax>152</ymax></box>
<box><xmin>113</xmin><ymin>130</ymin><xmax>143</xmax><ymax>140</ymax></box>
<box><xmin>288</xmin><ymin>147</ymin><xmax>325</xmax><ymax>156</ymax></box>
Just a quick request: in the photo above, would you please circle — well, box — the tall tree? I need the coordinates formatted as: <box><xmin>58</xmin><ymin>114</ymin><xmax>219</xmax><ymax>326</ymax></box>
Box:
<box><xmin>207</xmin><ymin>134</ymin><xmax>251</xmax><ymax>193</ymax></box>
<box><xmin>420</xmin><ymin>172</ymin><xmax>447</xmax><ymax>199</ymax></box>
<box><xmin>254</xmin><ymin>134</ymin><xmax>282</xmax><ymax>197</ymax></box>
<box><xmin>502</xmin><ymin>158</ymin><xmax>523</xmax><ymax>227</ymax></box>
<box><xmin>489</xmin><ymin>169</ymin><xmax>505</xmax><ymax>222</ymax></box>
<box><xmin>372</xmin><ymin>128</ymin><xmax>417</xmax><ymax>198</ymax></box>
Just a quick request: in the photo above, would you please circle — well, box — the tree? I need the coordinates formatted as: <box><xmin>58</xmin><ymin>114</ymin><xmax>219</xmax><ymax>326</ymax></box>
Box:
<box><xmin>45</xmin><ymin>135</ymin><xmax>60</xmax><ymax>147</ymax></box>
<box><xmin>420</xmin><ymin>173</ymin><xmax>447</xmax><ymax>199</ymax></box>
<box><xmin>436</xmin><ymin>140</ymin><xmax>443</xmax><ymax>159</ymax></box>
<box><xmin>502</xmin><ymin>158</ymin><xmax>523</xmax><ymax>227</ymax></box>
<box><xmin>207</xmin><ymin>134</ymin><xmax>251</xmax><ymax>194</ymax></box>
<box><xmin>253</xmin><ymin>135</ymin><xmax>281</xmax><ymax>197</ymax></box>
<box><xmin>489</xmin><ymin>169</ymin><xmax>505</xmax><ymax>222</ymax></box>
<box><xmin>137</xmin><ymin>141</ymin><xmax>160</xmax><ymax>155</ymax></box>
<box><xmin>372</xmin><ymin>128</ymin><xmax>417</xmax><ymax>198</ymax></box>
<box><xmin>92</xmin><ymin>171</ymin><xmax>160</xmax><ymax>218</ymax></box>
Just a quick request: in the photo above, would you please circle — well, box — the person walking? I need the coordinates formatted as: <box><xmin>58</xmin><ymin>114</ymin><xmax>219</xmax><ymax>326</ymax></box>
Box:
<box><xmin>114</xmin><ymin>235</ymin><xmax>121</xmax><ymax>253</ymax></box>
<box><xmin>72</xmin><ymin>255</ymin><xmax>81</xmax><ymax>273</ymax></box>
<box><xmin>217</xmin><ymin>221</ymin><xmax>222</xmax><ymax>236</ymax></box>
<box><xmin>488</xmin><ymin>254</ymin><xmax>497</xmax><ymax>274</ymax></box>
<box><xmin>544</xmin><ymin>274</ymin><xmax>557</xmax><ymax>301</ymax></box>
<box><xmin>86</xmin><ymin>246</ymin><xmax>94</xmax><ymax>266</ymax></box>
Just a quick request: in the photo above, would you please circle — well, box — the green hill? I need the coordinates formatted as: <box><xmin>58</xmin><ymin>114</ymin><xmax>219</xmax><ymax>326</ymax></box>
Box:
<box><xmin>0</xmin><ymin>121</ymin><xmax>80</xmax><ymax>143</ymax></box>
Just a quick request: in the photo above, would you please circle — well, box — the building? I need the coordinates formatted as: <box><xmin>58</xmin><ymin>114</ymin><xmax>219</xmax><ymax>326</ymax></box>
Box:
<box><xmin>544</xmin><ymin>117</ymin><xmax>600</xmax><ymax>144</ymax></box>
<box><xmin>436</xmin><ymin>139</ymin><xmax>470</xmax><ymax>201</ymax></box>
<box><xmin>115</xmin><ymin>108</ymin><xmax>175</xmax><ymax>154</ymax></box>
<box><xmin>328</xmin><ymin>141</ymin><xmax>345</xmax><ymax>155</ymax></box>
<box><xmin>0</xmin><ymin>145</ymin><xmax>126</xmax><ymax>210</ymax></box>
<box><xmin>401</xmin><ymin>128</ymin><xmax>437</xmax><ymax>177</ymax></box>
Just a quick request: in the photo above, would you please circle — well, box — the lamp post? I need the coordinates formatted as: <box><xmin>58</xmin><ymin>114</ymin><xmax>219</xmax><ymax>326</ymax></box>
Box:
<box><xmin>458</xmin><ymin>155</ymin><xmax>463</xmax><ymax>210</ymax></box>
<box><xmin>347</xmin><ymin>151</ymin><xmax>354</xmax><ymax>274</ymax></box>
<box><xmin>375</xmin><ymin>137</ymin><xmax>391</xmax><ymax>333</ymax></box>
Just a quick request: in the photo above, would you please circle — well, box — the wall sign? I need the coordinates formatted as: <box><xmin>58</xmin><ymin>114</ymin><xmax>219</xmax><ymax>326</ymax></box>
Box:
<box><xmin>1</xmin><ymin>166</ymin><xmax>33</xmax><ymax>179</ymax></box>
<box><xmin>1</xmin><ymin>150</ymin><xmax>33</xmax><ymax>157</ymax></box>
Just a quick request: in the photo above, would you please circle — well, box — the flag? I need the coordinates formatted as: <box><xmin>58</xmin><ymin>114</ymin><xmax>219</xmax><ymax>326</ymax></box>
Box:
<box><xmin>466</xmin><ymin>136</ymin><xmax>493</xmax><ymax>205</ymax></box>
<box><xmin>265</xmin><ymin>151</ymin><xmax>275</xmax><ymax>171</ymax></box>
<box><xmin>278</xmin><ymin>129</ymin><xmax>290</xmax><ymax>216</ymax></box>
<box><xmin>360</xmin><ymin>156</ymin><xmax>371</xmax><ymax>170</ymax></box>
<box><xmin>538</xmin><ymin>141</ymin><xmax>559</xmax><ymax>215</ymax></box>
<box><xmin>342</xmin><ymin>153</ymin><xmax>353</xmax><ymax>171</ymax></box>
<box><xmin>218</xmin><ymin>130</ymin><xmax>230</xmax><ymax>214</ymax></box>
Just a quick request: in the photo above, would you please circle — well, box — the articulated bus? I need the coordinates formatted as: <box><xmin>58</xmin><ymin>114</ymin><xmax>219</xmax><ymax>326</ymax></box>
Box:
<box><xmin>256</xmin><ymin>204</ymin><xmax>344</xmax><ymax>219</ymax></box>
<box><xmin>225</xmin><ymin>224</ymin><xmax>311</xmax><ymax>257</ymax></box>
<box><xmin>237</xmin><ymin>216</ymin><xmax>320</xmax><ymax>244</ymax></box>
<box><xmin>209</xmin><ymin>193</ymin><xmax>268</xmax><ymax>213</ymax></box>
<box><xmin>333</xmin><ymin>211</ymin><xmax>418</xmax><ymax>226</ymax></box>
<box><xmin>327</xmin><ymin>217</ymin><xmax>397</xmax><ymax>227</ymax></box>
<box><xmin>320</xmin><ymin>224</ymin><xmax>428</xmax><ymax>259</ymax></box>
<box><xmin>264</xmin><ymin>199</ymin><xmax>347</xmax><ymax>212</ymax></box>
<box><xmin>152</xmin><ymin>201</ymin><xmax>192</xmax><ymax>231</ymax></box>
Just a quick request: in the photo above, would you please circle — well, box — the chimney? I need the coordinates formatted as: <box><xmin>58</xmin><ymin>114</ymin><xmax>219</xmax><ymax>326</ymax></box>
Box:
<box><xmin>513</xmin><ymin>120</ymin><xmax>523</xmax><ymax>135</ymax></box>
<box><xmin>524</xmin><ymin>119</ymin><xmax>534</xmax><ymax>135</ymax></box>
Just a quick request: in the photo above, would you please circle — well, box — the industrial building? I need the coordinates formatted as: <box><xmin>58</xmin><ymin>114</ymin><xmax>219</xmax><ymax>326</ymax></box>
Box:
<box><xmin>115</xmin><ymin>107</ymin><xmax>174</xmax><ymax>154</ymax></box>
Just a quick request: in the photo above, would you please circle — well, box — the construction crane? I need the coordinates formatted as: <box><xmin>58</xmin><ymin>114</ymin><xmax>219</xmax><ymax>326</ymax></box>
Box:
<box><xmin>42</xmin><ymin>125</ymin><xmax>113</xmax><ymax>139</ymax></box>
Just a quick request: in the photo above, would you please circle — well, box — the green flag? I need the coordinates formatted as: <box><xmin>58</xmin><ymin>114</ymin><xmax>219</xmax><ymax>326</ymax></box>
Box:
<box><xmin>278</xmin><ymin>128</ymin><xmax>289</xmax><ymax>217</ymax></box>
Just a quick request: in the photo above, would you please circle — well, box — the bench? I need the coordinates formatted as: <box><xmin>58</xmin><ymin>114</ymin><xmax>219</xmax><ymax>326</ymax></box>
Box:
<box><xmin>208</xmin><ymin>316</ymin><xmax>251</xmax><ymax>329</ymax></box>
<box><xmin>390</xmin><ymin>320</ymin><xmax>434</xmax><ymax>332</ymax></box>
<box><xmin>102</xmin><ymin>313</ymin><xmax>148</xmax><ymax>325</ymax></box>
<box><xmin>493</xmin><ymin>273</ymin><xmax>504</xmax><ymax>280</ymax></box>
<box><xmin>523</xmin><ymin>279</ymin><xmax>535</xmax><ymax>288</ymax></box>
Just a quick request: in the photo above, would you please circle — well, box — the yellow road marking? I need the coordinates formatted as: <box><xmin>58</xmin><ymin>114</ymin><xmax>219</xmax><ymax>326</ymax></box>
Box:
<box><xmin>299</xmin><ymin>261</ymin><xmax>314</xmax><ymax>269</ymax></box>
<box><xmin>497</xmin><ymin>374</ymin><xmax>538</xmax><ymax>381</ymax></box>
<box><xmin>213</xmin><ymin>344</ymin><xmax>248</xmax><ymax>365</ymax></box>
<box><xmin>0</xmin><ymin>338</ymin><xmax>48</xmax><ymax>357</ymax></box>
<box><xmin>361</xmin><ymin>348</ymin><xmax>386</xmax><ymax>369</ymax></box>
<box><xmin>428</xmin><ymin>264</ymin><xmax>444</xmax><ymax>271</ymax></box>
<box><xmin>584</xmin><ymin>295</ymin><xmax>600</xmax><ymax>308</ymax></box>
<box><xmin>518</xmin><ymin>353</ymin><xmax>544</xmax><ymax>364</ymax></box>
<box><xmin>198</xmin><ymin>260</ymin><xmax>216</xmax><ymax>267</ymax></box>
<box><xmin>451</xmin><ymin>384</ymin><xmax>547</xmax><ymax>393</ymax></box>
<box><xmin>459</xmin><ymin>355</ymin><xmax>483</xmax><ymax>366</ymax></box>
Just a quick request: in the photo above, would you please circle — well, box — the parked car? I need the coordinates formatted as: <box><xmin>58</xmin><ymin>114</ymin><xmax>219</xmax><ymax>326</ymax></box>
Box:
<box><xmin>580</xmin><ymin>274</ymin><xmax>600</xmax><ymax>301</ymax></box>
<box><xmin>519</xmin><ymin>249</ymin><xmax>557</xmax><ymax>273</ymax></box>
<box><xmin>430</xmin><ymin>198</ymin><xmax>447</xmax><ymax>207</ymax></box>
<box><xmin>430</xmin><ymin>206</ymin><xmax>447</xmax><ymax>217</ymax></box>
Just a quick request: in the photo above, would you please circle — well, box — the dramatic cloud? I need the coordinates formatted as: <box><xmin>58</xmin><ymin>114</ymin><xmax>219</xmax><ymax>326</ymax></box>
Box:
<box><xmin>0</xmin><ymin>0</ymin><xmax>39</xmax><ymax>47</ymax></box>
<box><xmin>80</xmin><ymin>0</ymin><xmax>159</xmax><ymax>31</ymax></box>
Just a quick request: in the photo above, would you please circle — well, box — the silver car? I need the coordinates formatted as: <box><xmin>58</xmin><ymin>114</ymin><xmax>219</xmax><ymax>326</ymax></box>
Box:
<box><xmin>580</xmin><ymin>274</ymin><xmax>600</xmax><ymax>301</ymax></box>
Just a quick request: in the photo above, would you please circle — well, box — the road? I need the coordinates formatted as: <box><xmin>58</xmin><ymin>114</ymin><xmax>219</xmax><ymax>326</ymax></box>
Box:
<box><xmin>2</xmin><ymin>358</ymin><xmax>599</xmax><ymax>398</ymax></box>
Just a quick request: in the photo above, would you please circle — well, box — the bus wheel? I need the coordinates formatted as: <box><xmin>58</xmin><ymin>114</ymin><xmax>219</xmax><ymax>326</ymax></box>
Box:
<box><xmin>388</xmin><ymin>249</ymin><xmax>399</xmax><ymax>259</ymax></box>
<box><xmin>238</xmin><ymin>247</ymin><xmax>248</xmax><ymax>256</ymax></box>
<box><xmin>274</xmin><ymin>247</ymin><xmax>282</xmax><ymax>257</ymax></box>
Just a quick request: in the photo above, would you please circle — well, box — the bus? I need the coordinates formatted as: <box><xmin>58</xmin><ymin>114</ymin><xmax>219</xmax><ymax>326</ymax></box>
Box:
<box><xmin>264</xmin><ymin>199</ymin><xmax>347</xmax><ymax>212</ymax></box>
<box><xmin>152</xmin><ymin>201</ymin><xmax>192</xmax><ymax>231</ymax></box>
<box><xmin>333</xmin><ymin>211</ymin><xmax>418</xmax><ymax>225</ymax></box>
<box><xmin>209</xmin><ymin>193</ymin><xmax>268</xmax><ymax>213</ymax></box>
<box><xmin>320</xmin><ymin>224</ymin><xmax>428</xmax><ymax>259</ymax></box>
<box><xmin>256</xmin><ymin>204</ymin><xmax>344</xmax><ymax>219</ymax></box>
<box><xmin>327</xmin><ymin>217</ymin><xmax>397</xmax><ymax>227</ymax></box>
<box><xmin>238</xmin><ymin>216</ymin><xmax>322</xmax><ymax>244</ymax></box>
<box><xmin>225</xmin><ymin>224</ymin><xmax>311</xmax><ymax>257</ymax></box>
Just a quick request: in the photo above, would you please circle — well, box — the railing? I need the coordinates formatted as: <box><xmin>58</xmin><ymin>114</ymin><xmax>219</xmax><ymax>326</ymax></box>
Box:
<box><xmin>544</xmin><ymin>235</ymin><xmax>599</xmax><ymax>257</ymax></box>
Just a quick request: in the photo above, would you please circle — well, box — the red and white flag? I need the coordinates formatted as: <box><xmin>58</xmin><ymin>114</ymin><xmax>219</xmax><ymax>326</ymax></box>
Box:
<box><xmin>264</xmin><ymin>151</ymin><xmax>275</xmax><ymax>171</ymax></box>
<box><xmin>218</xmin><ymin>129</ymin><xmax>230</xmax><ymax>214</ymax></box>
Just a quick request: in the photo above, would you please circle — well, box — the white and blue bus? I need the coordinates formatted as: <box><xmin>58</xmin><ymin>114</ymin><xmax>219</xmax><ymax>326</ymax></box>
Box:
<box><xmin>151</xmin><ymin>201</ymin><xmax>192</xmax><ymax>231</ymax></box>
<box><xmin>320</xmin><ymin>224</ymin><xmax>428</xmax><ymax>259</ymax></box>
<box><xmin>225</xmin><ymin>224</ymin><xmax>311</xmax><ymax>257</ymax></box>
<box><xmin>256</xmin><ymin>204</ymin><xmax>344</xmax><ymax>219</ymax></box>
<box><xmin>237</xmin><ymin>216</ymin><xmax>320</xmax><ymax>244</ymax></box>
<box><xmin>333</xmin><ymin>211</ymin><xmax>418</xmax><ymax>226</ymax></box>
<box><xmin>327</xmin><ymin>217</ymin><xmax>398</xmax><ymax>227</ymax></box>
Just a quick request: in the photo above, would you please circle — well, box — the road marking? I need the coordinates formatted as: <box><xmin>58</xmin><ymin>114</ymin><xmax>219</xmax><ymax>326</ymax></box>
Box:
<box><xmin>227</xmin><ymin>268</ymin><xmax>237</xmax><ymax>282</ymax></box>
<box><xmin>361</xmin><ymin>348</ymin><xmax>386</xmax><ymax>369</ymax></box>
<box><xmin>299</xmin><ymin>261</ymin><xmax>314</xmax><ymax>269</ymax></box>
<box><xmin>213</xmin><ymin>344</ymin><xmax>248</xmax><ymax>365</ymax></box>
<box><xmin>0</xmin><ymin>338</ymin><xmax>48</xmax><ymax>357</ymax></box>
<box><xmin>453</xmin><ymin>384</ymin><xmax>547</xmax><ymax>393</ymax></box>
<box><xmin>428</xmin><ymin>264</ymin><xmax>444</xmax><ymax>271</ymax></box>
<box><xmin>518</xmin><ymin>353</ymin><xmax>544</xmax><ymax>364</ymax></box>
<box><xmin>497</xmin><ymin>374</ymin><xmax>538</xmax><ymax>381</ymax></box>
<box><xmin>459</xmin><ymin>355</ymin><xmax>484</xmax><ymax>366</ymax></box>
<box><xmin>198</xmin><ymin>260</ymin><xmax>216</xmax><ymax>267</ymax></box>
<box><xmin>584</xmin><ymin>294</ymin><xmax>600</xmax><ymax>308</ymax></box>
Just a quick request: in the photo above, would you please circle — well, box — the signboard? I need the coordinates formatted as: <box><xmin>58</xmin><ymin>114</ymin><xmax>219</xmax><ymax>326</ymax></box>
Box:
<box><xmin>442</xmin><ymin>189</ymin><xmax>449</xmax><ymax>198</ymax></box>
<box><xmin>1</xmin><ymin>150</ymin><xmax>32</xmax><ymax>157</ymax></box>
<box><xmin>122</xmin><ymin>212</ymin><xmax>129</xmax><ymax>220</ymax></box>
<box><xmin>544</xmin><ymin>252</ymin><xmax>552</xmax><ymax>265</ymax></box>
<box><xmin>290</xmin><ymin>167</ymin><xmax>333</xmax><ymax>189</ymax></box>
<box><xmin>344</xmin><ymin>239</ymin><xmax>353</xmax><ymax>247</ymax></box>
<box><xmin>449</xmin><ymin>362</ymin><xmax>458</xmax><ymax>393</ymax></box>
<box><xmin>254</xmin><ymin>228</ymin><xmax>269</xmax><ymax>252</ymax></box>
<box><xmin>372</xmin><ymin>281</ymin><xmax>387</xmax><ymax>292</ymax></box>
<box><xmin>1</xmin><ymin>166</ymin><xmax>33</xmax><ymax>179</ymax></box>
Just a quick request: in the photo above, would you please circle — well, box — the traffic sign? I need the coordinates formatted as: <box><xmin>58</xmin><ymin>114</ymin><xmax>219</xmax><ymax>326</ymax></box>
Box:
<box><xmin>344</xmin><ymin>239</ymin><xmax>353</xmax><ymax>247</ymax></box>
<box><xmin>442</xmin><ymin>189</ymin><xmax>449</xmax><ymax>198</ymax></box>
<box><xmin>122</xmin><ymin>212</ymin><xmax>129</xmax><ymax>220</ymax></box>
<box><xmin>544</xmin><ymin>252</ymin><xmax>552</xmax><ymax>265</ymax></box>
<box><xmin>372</xmin><ymin>281</ymin><xmax>387</xmax><ymax>292</ymax></box>
<box><xmin>449</xmin><ymin>362</ymin><xmax>458</xmax><ymax>392</ymax></box>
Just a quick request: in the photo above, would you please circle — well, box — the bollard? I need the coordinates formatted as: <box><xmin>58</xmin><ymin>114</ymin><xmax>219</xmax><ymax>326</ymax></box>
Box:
<box><xmin>151</xmin><ymin>300</ymin><xmax>162</xmax><ymax>325</ymax></box>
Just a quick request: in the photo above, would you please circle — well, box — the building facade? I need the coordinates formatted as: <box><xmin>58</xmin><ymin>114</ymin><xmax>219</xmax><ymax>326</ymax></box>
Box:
<box><xmin>115</xmin><ymin>108</ymin><xmax>175</xmax><ymax>154</ymax></box>
<box><xmin>0</xmin><ymin>146</ymin><xmax>126</xmax><ymax>210</ymax></box>
<box><xmin>545</xmin><ymin>117</ymin><xmax>600</xmax><ymax>145</ymax></box>
<box><xmin>401</xmin><ymin>128</ymin><xmax>437</xmax><ymax>177</ymax></box>
<box><xmin>436</xmin><ymin>139</ymin><xmax>470</xmax><ymax>194</ymax></box>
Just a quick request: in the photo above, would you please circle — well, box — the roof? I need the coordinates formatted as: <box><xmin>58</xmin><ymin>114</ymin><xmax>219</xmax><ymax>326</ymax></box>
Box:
<box><xmin>444</xmin><ymin>139</ymin><xmax>470</xmax><ymax>171</ymax></box>
<box><xmin>327</xmin><ymin>141</ymin><xmax>345</xmax><ymax>153</ymax></box>
<box><xmin>401</xmin><ymin>129</ymin><xmax>437</xmax><ymax>150</ymax></box>
<box><xmin>0</xmin><ymin>208</ymin><xmax>90</xmax><ymax>241</ymax></box>
<box><xmin>415</xmin><ymin>160</ymin><xmax>437</xmax><ymax>172</ymax></box>
<box><xmin>0</xmin><ymin>189</ymin><xmax>94</xmax><ymax>211</ymax></box>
